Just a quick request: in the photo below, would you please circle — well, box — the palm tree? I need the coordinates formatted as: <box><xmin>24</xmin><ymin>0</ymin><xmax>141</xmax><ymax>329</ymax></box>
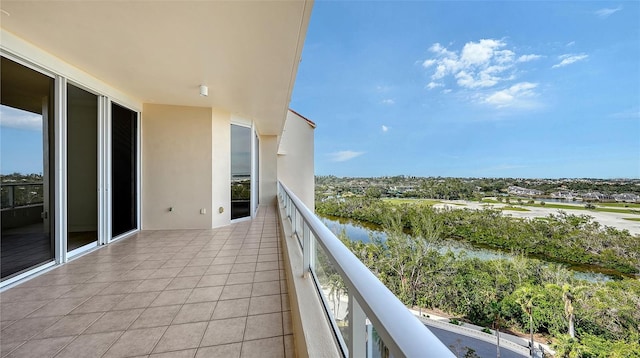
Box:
<box><xmin>515</xmin><ymin>286</ymin><xmax>540</xmax><ymax>357</ymax></box>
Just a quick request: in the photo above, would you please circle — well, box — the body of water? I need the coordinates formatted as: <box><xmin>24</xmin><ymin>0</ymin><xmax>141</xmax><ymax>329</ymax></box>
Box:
<box><xmin>319</xmin><ymin>214</ymin><xmax>614</xmax><ymax>282</ymax></box>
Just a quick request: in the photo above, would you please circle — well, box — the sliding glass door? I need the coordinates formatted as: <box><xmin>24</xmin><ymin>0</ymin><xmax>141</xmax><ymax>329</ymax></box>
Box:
<box><xmin>231</xmin><ymin>124</ymin><xmax>252</xmax><ymax>220</ymax></box>
<box><xmin>111</xmin><ymin>103</ymin><xmax>138</xmax><ymax>238</ymax></box>
<box><xmin>66</xmin><ymin>84</ymin><xmax>98</xmax><ymax>252</ymax></box>
<box><xmin>0</xmin><ymin>57</ymin><xmax>55</xmax><ymax>281</ymax></box>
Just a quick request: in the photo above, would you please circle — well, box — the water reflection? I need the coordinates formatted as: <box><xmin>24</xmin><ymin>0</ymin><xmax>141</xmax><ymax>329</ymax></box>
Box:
<box><xmin>318</xmin><ymin>214</ymin><xmax>613</xmax><ymax>282</ymax></box>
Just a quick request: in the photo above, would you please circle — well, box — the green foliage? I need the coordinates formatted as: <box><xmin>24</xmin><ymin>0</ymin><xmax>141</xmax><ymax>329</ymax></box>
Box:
<box><xmin>328</xmin><ymin>197</ymin><xmax>640</xmax><ymax>357</ymax></box>
<box><xmin>316</xmin><ymin>197</ymin><xmax>640</xmax><ymax>274</ymax></box>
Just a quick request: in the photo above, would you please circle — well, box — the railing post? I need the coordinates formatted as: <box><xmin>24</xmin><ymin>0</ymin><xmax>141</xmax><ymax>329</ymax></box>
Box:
<box><xmin>7</xmin><ymin>185</ymin><xmax>15</xmax><ymax>208</ymax></box>
<box><xmin>366</xmin><ymin>319</ymin><xmax>373</xmax><ymax>358</ymax></box>
<box><xmin>348</xmin><ymin>295</ymin><xmax>367</xmax><ymax>358</ymax></box>
<box><xmin>302</xmin><ymin>221</ymin><xmax>311</xmax><ymax>277</ymax></box>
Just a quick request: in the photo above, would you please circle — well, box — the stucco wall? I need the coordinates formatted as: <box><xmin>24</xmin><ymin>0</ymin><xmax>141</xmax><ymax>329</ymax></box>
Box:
<box><xmin>212</xmin><ymin>109</ymin><xmax>231</xmax><ymax>227</ymax></box>
<box><xmin>259</xmin><ymin>135</ymin><xmax>278</xmax><ymax>206</ymax></box>
<box><xmin>277</xmin><ymin>111</ymin><xmax>315</xmax><ymax>210</ymax></box>
<box><xmin>141</xmin><ymin>104</ymin><xmax>213</xmax><ymax>229</ymax></box>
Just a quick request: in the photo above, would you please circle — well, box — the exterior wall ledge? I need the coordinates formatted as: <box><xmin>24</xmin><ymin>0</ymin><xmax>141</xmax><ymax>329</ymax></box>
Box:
<box><xmin>277</xmin><ymin>197</ymin><xmax>341</xmax><ymax>358</ymax></box>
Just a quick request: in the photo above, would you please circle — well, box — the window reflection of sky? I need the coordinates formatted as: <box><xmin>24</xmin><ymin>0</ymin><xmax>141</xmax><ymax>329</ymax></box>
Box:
<box><xmin>231</xmin><ymin>124</ymin><xmax>251</xmax><ymax>178</ymax></box>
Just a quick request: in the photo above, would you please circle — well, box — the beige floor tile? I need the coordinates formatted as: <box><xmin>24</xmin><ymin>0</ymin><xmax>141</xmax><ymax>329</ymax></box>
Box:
<box><xmin>196</xmin><ymin>274</ymin><xmax>228</xmax><ymax>288</ymax></box>
<box><xmin>5</xmin><ymin>336</ymin><xmax>73</xmax><ymax>358</ymax></box>
<box><xmin>212</xmin><ymin>256</ymin><xmax>236</xmax><ymax>265</ymax></box>
<box><xmin>113</xmin><ymin>291</ymin><xmax>161</xmax><ymax>310</ymax></box>
<box><xmin>253</xmin><ymin>270</ymin><xmax>279</xmax><ymax>283</ymax></box>
<box><xmin>130</xmin><ymin>305</ymin><xmax>181</xmax><ymax>329</ymax></box>
<box><xmin>251</xmin><ymin>281</ymin><xmax>280</xmax><ymax>297</ymax></box>
<box><xmin>150</xmin><ymin>348</ymin><xmax>197</xmax><ymax>358</ymax></box>
<box><xmin>0</xmin><ymin>301</ymin><xmax>48</xmax><ymax>321</ymax></box>
<box><xmin>230</xmin><ymin>263</ymin><xmax>256</xmax><ymax>274</ymax></box>
<box><xmin>204</xmin><ymin>264</ymin><xmax>233</xmax><ymax>275</ymax></box>
<box><xmin>103</xmin><ymin>326</ymin><xmax>167</xmax><ymax>358</ymax></box>
<box><xmin>26</xmin><ymin>297</ymin><xmax>88</xmax><ymax>318</ymax></box>
<box><xmin>284</xmin><ymin>334</ymin><xmax>295</xmax><ymax>358</ymax></box>
<box><xmin>166</xmin><ymin>276</ymin><xmax>201</xmax><ymax>291</ymax></box>
<box><xmin>98</xmin><ymin>280</ymin><xmax>144</xmax><ymax>295</ymax></box>
<box><xmin>185</xmin><ymin>287</ymin><xmax>223</xmax><ymax>304</ymax></box>
<box><xmin>211</xmin><ymin>298</ymin><xmax>249</xmax><ymax>320</ymax></box>
<box><xmin>132</xmin><ymin>278</ymin><xmax>173</xmax><ymax>293</ymax></box>
<box><xmin>226</xmin><ymin>273</ymin><xmax>254</xmax><ymax>285</ymax></box>
<box><xmin>0</xmin><ymin>340</ymin><xmax>24</xmax><ymax>357</ymax></box>
<box><xmin>281</xmin><ymin>293</ymin><xmax>290</xmax><ymax>311</ymax></box>
<box><xmin>0</xmin><ymin>316</ymin><xmax>61</xmax><ymax>343</ymax></box>
<box><xmin>255</xmin><ymin>261</ymin><xmax>279</xmax><ymax>272</ymax></box>
<box><xmin>152</xmin><ymin>322</ymin><xmax>207</xmax><ymax>353</ymax></box>
<box><xmin>55</xmin><ymin>331</ymin><xmax>122</xmax><ymax>358</ymax></box>
<box><xmin>240</xmin><ymin>336</ymin><xmax>284</xmax><ymax>358</ymax></box>
<box><xmin>176</xmin><ymin>266</ymin><xmax>208</xmax><ymax>277</ymax></box>
<box><xmin>59</xmin><ymin>282</ymin><xmax>111</xmax><ymax>298</ymax></box>
<box><xmin>283</xmin><ymin>311</ymin><xmax>293</xmax><ymax>336</ymax></box>
<box><xmin>195</xmin><ymin>343</ymin><xmax>241</xmax><ymax>358</ymax></box>
<box><xmin>70</xmin><ymin>294</ymin><xmax>125</xmax><ymax>314</ymax></box>
<box><xmin>37</xmin><ymin>312</ymin><xmax>102</xmax><ymax>338</ymax></box>
<box><xmin>84</xmin><ymin>308</ymin><xmax>144</xmax><ymax>333</ymax></box>
<box><xmin>234</xmin><ymin>255</ymin><xmax>258</xmax><ymax>264</ymax></box>
<box><xmin>149</xmin><ymin>289</ymin><xmax>192</xmax><ymax>307</ymax></box>
<box><xmin>244</xmin><ymin>313</ymin><xmax>283</xmax><ymax>341</ymax></box>
<box><xmin>248</xmin><ymin>295</ymin><xmax>281</xmax><ymax>315</ymax></box>
<box><xmin>219</xmin><ymin>284</ymin><xmax>253</xmax><ymax>300</ymax></box>
<box><xmin>200</xmin><ymin>317</ymin><xmax>246</xmax><ymax>346</ymax></box>
<box><xmin>172</xmin><ymin>302</ymin><xmax>216</xmax><ymax>324</ymax></box>
<box><xmin>147</xmin><ymin>267</ymin><xmax>182</xmax><ymax>279</ymax></box>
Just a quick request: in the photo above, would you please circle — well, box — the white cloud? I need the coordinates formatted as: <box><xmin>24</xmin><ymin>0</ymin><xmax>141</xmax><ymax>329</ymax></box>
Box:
<box><xmin>381</xmin><ymin>125</ymin><xmax>389</xmax><ymax>132</ymax></box>
<box><xmin>485</xmin><ymin>82</ymin><xmax>538</xmax><ymax>108</ymax></box>
<box><xmin>422</xmin><ymin>39</ymin><xmax>522</xmax><ymax>90</ymax></box>
<box><xmin>442</xmin><ymin>89</ymin><xmax>452</xmax><ymax>94</ymax></box>
<box><xmin>566</xmin><ymin>41</ymin><xmax>576</xmax><ymax>47</ymax></box>
<box><xmin>517</xmin><ymin>54</ymin><xmax>542</xmax><ymax>62</ymax></box>
<box><xmin>0</xmin><ymin>106</ymin><xmax>42</xmax><ymax>131</ymax></box>
<box><xmin>381</xmin><ymin>99</ymin><xmax>395</xmax><ymax>105</ymax></box>
<box><xmin>329</xmin><ymin>151</ymin><xmax>365</xmax><ymax>162</ymax></box>
<box><xmin>552</xmin><ymin>54</ymin><xmax>588</xmax><ymax>68</ymax></box>
<box><xmin>595</xmin><ymin>6</ymin><xmax>622</xmax><ymax>18</ymax></box>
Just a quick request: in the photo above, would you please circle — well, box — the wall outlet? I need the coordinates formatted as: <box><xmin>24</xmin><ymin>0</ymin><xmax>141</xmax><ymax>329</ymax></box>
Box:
<box><xmin>200</xmin><ymin>208</ymin><xmax>206</xmax><ymax>214</ymax></box>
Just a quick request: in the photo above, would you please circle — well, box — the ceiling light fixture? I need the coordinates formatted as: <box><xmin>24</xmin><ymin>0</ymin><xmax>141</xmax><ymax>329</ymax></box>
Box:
<box><xmin>199</xmin><ymin>85</ymin><xmax>208</xmax><ymax>97</ymax></box>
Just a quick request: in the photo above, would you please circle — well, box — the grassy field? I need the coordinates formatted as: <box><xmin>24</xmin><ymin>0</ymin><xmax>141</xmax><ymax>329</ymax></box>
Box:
<box><xmin>383</xmin><ymin>198</ymin><xmax>441</xmax><ymax>205</ymax></box>
<box><xmin>623</xmin><ymin>217</ymin><xmax>640</xmax><ymax>222</ymax></box>
<box><xmin>481</xmin><ymin>198</ymin><xmax>640</xmax><ymax>215</ymax></box>
<box><xmin>598</xmin><ymin>202</ymin><xmax>640</xmax><ymax>209</ymax></box>
<box><xmin>501</xmin><ymin>206</ymin><xmax>531</xmax><ymax>212</ymax></box>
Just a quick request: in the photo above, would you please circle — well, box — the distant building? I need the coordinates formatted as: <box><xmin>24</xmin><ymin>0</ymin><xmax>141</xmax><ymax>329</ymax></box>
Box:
<box><xmin>612</xmin><ymin>193</ymin><xmax>640</xmax><ymax>203</ymax></box>
<box><xmin>507</xmin><ymin>186</ymin><xmax>543</xmax><ymax>197</ymax></box>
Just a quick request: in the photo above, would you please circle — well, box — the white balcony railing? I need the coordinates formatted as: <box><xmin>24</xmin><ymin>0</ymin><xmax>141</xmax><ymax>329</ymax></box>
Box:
<box><xmin>278</xmin><ymin>182</ymin><xmax>454</xmax><ymax>358</ymax></box>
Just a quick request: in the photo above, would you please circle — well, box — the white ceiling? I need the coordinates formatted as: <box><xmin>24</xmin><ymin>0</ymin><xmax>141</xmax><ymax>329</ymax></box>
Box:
<box><xmin>0</xmin><ymin>0</ymin><xmax>313</xmax><ymax>135</ymax></box>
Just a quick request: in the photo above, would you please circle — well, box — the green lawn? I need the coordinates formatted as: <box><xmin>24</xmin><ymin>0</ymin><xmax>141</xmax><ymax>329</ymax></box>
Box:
<box><xmin>383</xmin><ymin>198</ymin><xmax>441</xmax><ymax>205</ymax></box>
<box><xmin>598</xmin><ymin>202</ymin><xmax>640</xmax><ymax>209</ymax></box>
<box><xmin>482</xmin><ymin>198</ymin><xmax>640</xmax><ymax>215</ymax></box>
<box><xmin>623</xmin><ymin>217</ymin><xmax>640</xmax><ymax>222</ymax></box>
<box><xmin>501</xmin><ymin>206</ymin><xmax>531</xmax><ymax>212</ymax></box>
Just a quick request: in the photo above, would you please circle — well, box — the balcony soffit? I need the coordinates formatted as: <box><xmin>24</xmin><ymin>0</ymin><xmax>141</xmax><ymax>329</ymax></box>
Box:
<box><xmin>0</xmin><ymin>0</ymin><xmax>312</xmax><ymax>135</ymax></box>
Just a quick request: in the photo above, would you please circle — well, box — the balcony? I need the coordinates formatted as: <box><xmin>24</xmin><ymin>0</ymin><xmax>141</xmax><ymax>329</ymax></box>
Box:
<box><xmin>0</xmin><ymin>185</ymin><xmax>451</xmax><ymax>357</ymax></box>
<box><xmin>1</xmin><ymin>205</ymin><xmax>293</xmax><ymax>358</ymax></box>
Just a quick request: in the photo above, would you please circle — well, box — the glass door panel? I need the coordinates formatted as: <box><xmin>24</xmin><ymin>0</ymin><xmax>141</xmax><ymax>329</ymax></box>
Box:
<box><xmin>111</xmin><ymin>103</ymin><xmax>138</xmax><ymax>237</ymax></box>
<box><xmin>67</xmin><ymin>84</ymin><xmax>98</xmax><ymax>252</ymax></box>
<box><xmin>231</xmin><ymin>124</ymin><xmax>251</xmax><ymax>220</ymax></box>
<box><xmin>0</xmin><ymin>57</ymin><xmax>55</xmax><ymax>280</ymax></box>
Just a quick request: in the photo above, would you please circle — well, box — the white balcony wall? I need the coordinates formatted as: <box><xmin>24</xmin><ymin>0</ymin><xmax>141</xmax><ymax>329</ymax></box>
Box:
<box><xmin>278</xmin><ymin>111</ymin><xmax>315</xmax><ymax>210</ymax></box>
<box><xmin>259</xmin><ymin>135</ymin><xmax>279</xmax><ymax>206</ymax></box>
<box><xmin>141</xmin><ymin>104</ymin><xmax>214</xmax><ymax>229</ymax></box>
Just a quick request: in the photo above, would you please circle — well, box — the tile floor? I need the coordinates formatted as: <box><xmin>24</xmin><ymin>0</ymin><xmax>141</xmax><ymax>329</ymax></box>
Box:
<box><xmin>0</xmin><ymin>205</ymin><xmax>294</xmax><ymax>358</ymax></box>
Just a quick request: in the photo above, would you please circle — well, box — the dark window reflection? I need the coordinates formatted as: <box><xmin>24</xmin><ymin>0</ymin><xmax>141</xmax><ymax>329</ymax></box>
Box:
<box><xmin>112</xmin><ymin>103</ymin><xmax>137</xmax><ymax>237</ymax></box>
<box><xmin>231</xmin><ymin>124</ymin><xmax>251</xmax><ymax>219</ymax></box>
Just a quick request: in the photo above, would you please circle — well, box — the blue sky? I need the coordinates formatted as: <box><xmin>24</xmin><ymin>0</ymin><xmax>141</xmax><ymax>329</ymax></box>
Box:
<box><xmin>290</xmin><ymin>1</ymin><xmax>640</xmax><ymax>178</ymax></box>
<box><xmin>0</xmin><ymin>106</ymin><xmax>44</xmax><ymax>175</ymax></box>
